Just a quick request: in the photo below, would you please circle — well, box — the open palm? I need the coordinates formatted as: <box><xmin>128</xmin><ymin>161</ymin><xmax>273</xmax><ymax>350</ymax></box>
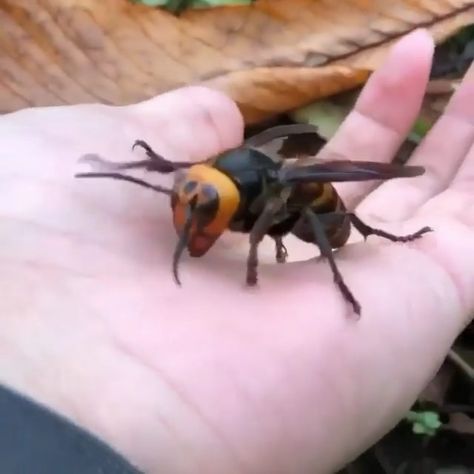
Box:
<box><xmin>1</xmin><ymin>30</ymin><xmax>473</xmax><ymax>474</ymax></box>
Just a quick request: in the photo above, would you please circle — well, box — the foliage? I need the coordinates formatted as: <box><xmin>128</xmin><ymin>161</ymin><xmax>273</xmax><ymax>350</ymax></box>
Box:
<box><xmin>405</xmin><ymin>410</ymin><xmax>443</xmax><ymax>437</ymax></box>
<box><xmin>2</xmin><ymin>1</ymin><xmax>473</xmax><ymax>123</ymax></box>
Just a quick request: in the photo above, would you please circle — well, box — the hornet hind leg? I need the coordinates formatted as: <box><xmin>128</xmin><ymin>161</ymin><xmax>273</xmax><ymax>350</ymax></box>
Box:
<box><xmin>348</xmin><ymin>213</ymin><xmax>432</xmax><ymax>242</ymax></box>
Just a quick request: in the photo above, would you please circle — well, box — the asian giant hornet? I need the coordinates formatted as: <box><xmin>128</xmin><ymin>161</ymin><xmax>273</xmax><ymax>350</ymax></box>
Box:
<box><xmin>75</xmin><ymin>124</ymin><xmax>431</xmax><ymax>315</ymax></box>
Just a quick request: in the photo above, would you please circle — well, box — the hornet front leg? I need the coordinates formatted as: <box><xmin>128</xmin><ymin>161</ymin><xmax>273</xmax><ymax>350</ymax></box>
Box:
<box><xmin>247</xmin><ymin>197</ymin><xmax>286</xmax><ymax>285</ymax></box>
<box><xmin>79</xmin><ymin>140</ymin><xmax>196</xmax><ymax>174</ymax></box>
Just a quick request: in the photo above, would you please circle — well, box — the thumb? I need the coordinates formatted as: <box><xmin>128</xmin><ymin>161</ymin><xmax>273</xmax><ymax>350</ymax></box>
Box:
<box><xmin>127</xmin><ymin>86</ymin><xmax>245</xmax><ymax>162</ymax></box>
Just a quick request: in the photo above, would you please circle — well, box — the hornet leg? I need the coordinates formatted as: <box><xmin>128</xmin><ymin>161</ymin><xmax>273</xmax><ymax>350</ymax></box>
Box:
<box><xmin>131</xmin><ymin>140</ymin><xmax>196</xmax><ymax>173</ymax></box>
<box><xmin>79</xmin><ymin>141</ymin><xmax>195</xmax><ymax>174</ymax></box>
<box><xmin>348</xmin><ymin>214</ymin><xmax>432</xmax><ymax>242</ymax></box>
<box><xmin>247</xmin><ymin>197</ymin><xmax>285</xmax><ymax>285</ymax></box>
<box><xmin>316</xmin><ymin>212</ymin><xmax>432</xmax><ymax>242</ymax></box>
<box><xmin>274</xmin><ymin>236</ymin><xmax>288</xmax><ymax>264</ymax></box>
<box><xmin>305</xmin><ymin>209</ymin><xmax>361</xmax><ymax>316</ymax></box>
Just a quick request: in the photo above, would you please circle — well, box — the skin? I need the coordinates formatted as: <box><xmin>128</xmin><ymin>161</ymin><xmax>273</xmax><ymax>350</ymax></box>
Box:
<box><xmin>1</xmin><ymin>29</ymin><xmax>474</xmax><ymax>474</ymax></box>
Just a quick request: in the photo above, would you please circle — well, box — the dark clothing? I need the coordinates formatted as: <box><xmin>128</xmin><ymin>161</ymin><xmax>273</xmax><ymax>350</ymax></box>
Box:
<box><xmin>0</xmin><ymin>383</ymin><xmax>143</xmax><ymax>473</ymax></box>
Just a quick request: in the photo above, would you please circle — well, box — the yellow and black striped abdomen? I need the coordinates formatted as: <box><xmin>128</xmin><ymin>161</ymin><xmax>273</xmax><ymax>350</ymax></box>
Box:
<box><xmin>289</xmin><ymin>181</ymin><xmax>351</xmax><ymax>249</ymax></box>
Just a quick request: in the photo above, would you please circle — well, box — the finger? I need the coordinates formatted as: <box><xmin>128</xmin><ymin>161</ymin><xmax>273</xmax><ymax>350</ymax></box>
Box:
<box><xmin>321</xmin><ymin>29</ymin><xmax>434</xmax><ymax>208</ymax></box>
<box><xmin>127</xmin><ymin>85</ymin><xmax>244</xmax><ymax>162</ymax></box>
<box><xmin>448</xmin><ymin>64</ymin><xmax>474</xmax><ymax>192</ymax></box>
<box><xmin>357</xmin><ymin>63</ymin><xmax>474</xmax><ymax>222</ymax></box>
<box><xmin>223</xmin><ymin>219</ymin><xmax>472</xmax><ymax>473</ymax></box>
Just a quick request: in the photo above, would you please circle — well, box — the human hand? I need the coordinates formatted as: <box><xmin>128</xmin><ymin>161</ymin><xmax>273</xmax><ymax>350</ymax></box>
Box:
<box><xmin>1</xmin><ymin>29</ymin><xmax>473</xmax><ymax>473</ymax></box>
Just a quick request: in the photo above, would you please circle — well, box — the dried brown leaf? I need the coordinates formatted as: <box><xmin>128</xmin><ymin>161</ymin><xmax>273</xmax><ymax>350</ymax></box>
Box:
<box><xmin>1</xmin><ymin>0</ymin><xmax>473</xmax><ymax>123</ymax></box>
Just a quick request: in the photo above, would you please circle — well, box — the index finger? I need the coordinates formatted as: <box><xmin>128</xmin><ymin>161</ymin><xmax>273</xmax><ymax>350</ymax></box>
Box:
<box><xmin>322</xmin><ymin>29</ymin><xmax>434</xmax><ymax>208</ymax></box>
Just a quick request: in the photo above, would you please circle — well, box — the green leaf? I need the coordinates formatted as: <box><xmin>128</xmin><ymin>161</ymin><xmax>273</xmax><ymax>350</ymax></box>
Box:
<box><xmin>405</xmin><ymin>410</ymin><xmax>442</xmax><ymax>436</ymax></box>
<box><xmin>413</xmin><ymin>422</ymin><xmax>427</xmax><ymax>434</ymax></box>
<box><xmin>291</xmin><ymin>90</ymin><xmax>359</xmax><ymax>140</ymax></box>
<box><xmin>422</xmin><ymin>412</ymin><xmax>442</xmax><ymax>430</ymax></box>
<box><xmin>291</xmin><ymin>101</ymin><xmax>350</xmax><ymax>140</ymax></box>
<box><xmin>408</xmin><ymin>117</ymin><xmax>432</xmax><ymax>144</ymax></box>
